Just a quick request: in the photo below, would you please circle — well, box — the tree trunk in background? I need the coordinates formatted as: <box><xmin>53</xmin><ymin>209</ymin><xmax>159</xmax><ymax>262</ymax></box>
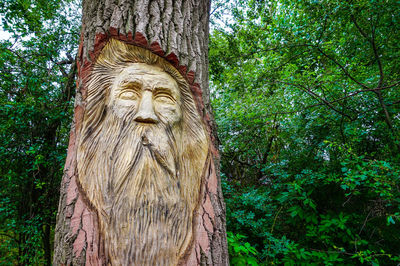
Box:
<box><xmin>53</xmin><ymin>0</ymin><xmax>228</xmax><ymax>265</ymax></box>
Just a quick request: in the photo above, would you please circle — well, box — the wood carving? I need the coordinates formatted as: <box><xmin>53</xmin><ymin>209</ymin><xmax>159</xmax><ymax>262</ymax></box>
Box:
<box><xmin>76</xmin><ymin>39</ymin><xmax>209</xmax><ymax>265</ymax></box>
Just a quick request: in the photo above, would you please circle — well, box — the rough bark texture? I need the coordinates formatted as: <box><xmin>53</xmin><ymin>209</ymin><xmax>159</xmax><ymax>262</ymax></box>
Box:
<box><xmin>53</xmin><ymin>0</ymin><xmax>228</xmax><ymax>265</ymax></box>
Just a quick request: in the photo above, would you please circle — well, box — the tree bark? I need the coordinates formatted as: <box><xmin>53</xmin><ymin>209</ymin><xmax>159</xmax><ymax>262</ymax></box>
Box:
<box><xmin>53</xmin><ymin>0</ymin><xmax>228</xmax><ymax>265</ymax></box>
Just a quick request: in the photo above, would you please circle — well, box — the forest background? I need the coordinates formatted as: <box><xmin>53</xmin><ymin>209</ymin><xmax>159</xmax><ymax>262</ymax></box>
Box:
<box><xmin>0</xmin><ymin>0</ymin><xmax>399</xmax><ymax>265</ymax></box>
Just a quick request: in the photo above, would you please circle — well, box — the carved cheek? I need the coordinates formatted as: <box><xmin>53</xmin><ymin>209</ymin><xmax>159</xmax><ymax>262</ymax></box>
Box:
<box><xmin>154</xmin><ymin>101</ymin><xmax>182</xmax><ymax>125</ymax></box>
<box><xmin>112</xmin><ymin>98</ymin><xmax>140</xmax><ymax>118</ymax></box>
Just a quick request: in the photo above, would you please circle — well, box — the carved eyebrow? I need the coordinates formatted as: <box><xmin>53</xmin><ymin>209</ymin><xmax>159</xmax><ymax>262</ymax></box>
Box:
<box><xmin>152</xmin><ymin>78</ymin><xmax>175</xmax><ymax>88</ymax></box>
<box><xmin>117</xmin><ymin>81</ymin><xmax>142</xmax><ymax>91</ymax></box>
<box><xmin>154</xmin><ymin>87</ymin><xmax>172</xmax><ymax>94</ymax></box>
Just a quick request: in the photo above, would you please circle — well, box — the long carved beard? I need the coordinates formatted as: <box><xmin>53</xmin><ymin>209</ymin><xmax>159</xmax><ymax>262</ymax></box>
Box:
<box><xmin>78</xmin><ymin>108</ymin><xmax>196</xmax><ymax>265</ymax></box>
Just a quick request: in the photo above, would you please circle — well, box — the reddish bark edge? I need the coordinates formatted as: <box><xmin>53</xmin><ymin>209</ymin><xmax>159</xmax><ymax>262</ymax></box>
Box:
<box><xmin>62</xmin><ymin>100</ymin><xmax>106</xmax><ymax>264</ymax></box>
<box><xmin>62</xmin><ymin>29</ymin><xmax>221</xmax><ymax>264</ymax></box>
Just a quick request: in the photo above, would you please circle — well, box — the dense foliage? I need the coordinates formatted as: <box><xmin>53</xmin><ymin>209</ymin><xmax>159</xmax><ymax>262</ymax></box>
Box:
<box><xmin>210</xmin><ymin>0</ymin><xmax>400</xmax><ymax>264</ymax></box>
<box><xmin>0</xmin><ymin>0</ymin><xmax>80</xmax><ymax>264</ymax></box>
<box><xmin>0</xmin><ymin>0</ymin><xmax>399</xmax><ymax>264</ymax></box>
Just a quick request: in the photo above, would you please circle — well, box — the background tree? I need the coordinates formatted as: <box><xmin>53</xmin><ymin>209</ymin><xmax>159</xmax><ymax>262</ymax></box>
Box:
<box><xmin>0</xmin><ymin>0</ymin><xmax>80</xmax><ymax>264</ymax></box>
<box><xmin>210</xmin><ymin>0</ymin><xmax>400</xmax><ymax>264</ymax></box>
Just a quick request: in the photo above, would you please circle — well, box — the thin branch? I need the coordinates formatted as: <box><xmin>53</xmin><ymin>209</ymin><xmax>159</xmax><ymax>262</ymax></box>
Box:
<box><xmin>370</xmin><ymin>18</ymin><xmax>384</xmax><ymax>87</ymax></box>
<box><xmin>350</xmin><ymin>14</ymin><xmax>396</xmax><ymax>140</ymax></box>
<box><xmin>4</xmin><ymin>48</ymin><xmax>47</xmax><ymax>70</ymax></box>
<box><xmin>267</xmin><ymin>206</ymin><xmax>284</xmax><ymax>257</ymax></box>
<box><xmin>271</xmin><ymin>51</ymin><xmax>307</xmax><ymax>71</ymax></box>
<box><xmin>381</xmin><ymin>80</ymin><xmax>400</xmax><ymax>89</ymax></box>
<box><xmin>308</xmin><ymin>248</ymin><xmax>354</xmax><ymax>256</ymax></box>
<box><xmin>351</xmin><ymin>15</ymin><xmax>369</xmax><ymax>40</ymax></box>
<box><xmin>61</xmin><ymin>57</ymin><xmax>77</xmax><ymax>110</ymax></box>
<box><xmin>210</xmin><ymin>1</ymin><xmax>225</xmax><ymax>16</ymax></box>
<box><xmin>0</xmin><ymin>232</ymin><xmax>18</xmax><ymax>242</ymax></box>
<box><xmin>342</xmin><ymin>194</ymin><xmax>353</xmax><ymax>207</ymax></box>
<box><xmin>317</xmin><ymin>14</ymin><xmax>329</xmax><ymax>44</ymax></box>
<box><xmin>56</xmin><ymin>59</ymin><xmax>74</xmax><ymax>65</ymax></box>
<box><xmin>358</xmin><ymin>210</ymin><xmax>372</xmax><ymax>235</ymax></box>
<box><xmin>387</xmin><ymin>99</ymin><xmax>400</xmax><ymax>106</ymax></box>
<box><xmin>274</xmin><ymin>80</ymin><xmax>354</xmax><ymax>120</ymax></box>
<box><xmin>321</xmin><ymin>85</ymin><xmax>390</xmax><ymax>103</ymax></box>
<box><xmin>315</xmin><ymin>46</ymin><xmax>370</xmax><ymax>90</ymax></box>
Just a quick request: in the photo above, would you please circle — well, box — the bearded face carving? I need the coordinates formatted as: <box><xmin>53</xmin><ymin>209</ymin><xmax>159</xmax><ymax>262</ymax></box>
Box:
<box><xmin>77</xmin><ymin>39</ymin><xmax>209</xmax><ymax>265</ymax></box>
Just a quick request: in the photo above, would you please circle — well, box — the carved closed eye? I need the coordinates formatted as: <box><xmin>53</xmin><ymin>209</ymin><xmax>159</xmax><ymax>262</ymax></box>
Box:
<box><xmin>154</xmin><ymin>91</ymin><xmax>175</xmax><ymax>104</ymax></box>
<box><xmin>119</xmin><ymin>90</ymin><xmax>139</xmax><ymax>100</ymax></box>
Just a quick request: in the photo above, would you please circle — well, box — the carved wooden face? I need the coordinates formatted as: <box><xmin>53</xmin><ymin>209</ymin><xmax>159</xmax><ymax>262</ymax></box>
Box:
<box><xmin>110</xmin><ymin>63</ymin><xmax>182</xmax><ymax>126</ymax></box>
<box><xmin>77</xmin><ymin>40</ymin><xmax>209</xmax><ymax>266</ymax></box>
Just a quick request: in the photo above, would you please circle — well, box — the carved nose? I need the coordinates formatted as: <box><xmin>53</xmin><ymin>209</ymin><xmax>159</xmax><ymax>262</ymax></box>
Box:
<box><xmin>134</xmin><ymin>91</ymin><xmax>158</xmax><ymax>124</ymax></box>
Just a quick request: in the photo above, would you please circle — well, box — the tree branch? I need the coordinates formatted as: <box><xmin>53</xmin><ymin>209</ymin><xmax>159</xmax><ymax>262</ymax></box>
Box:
<box><xmin>274</xmin><ymin>80</ymin><xmax>355</xmax><ymax>120</ymax></box>
<box><xmin>315</xmin><ymin>46</ymin><xmax>370</xmax><ymax>90</ymax></box>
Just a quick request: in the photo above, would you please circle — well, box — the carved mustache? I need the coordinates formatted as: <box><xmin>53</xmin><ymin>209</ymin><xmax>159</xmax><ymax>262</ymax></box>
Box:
<box><xmin>120</xmin><ymin>106</ymin><xmax>178</xmax><ymax>169</ymax></box>
<box><xmin>109</xmin><ymin>109</ymin><xmax>180</xmax><ymax>195</ymax></box>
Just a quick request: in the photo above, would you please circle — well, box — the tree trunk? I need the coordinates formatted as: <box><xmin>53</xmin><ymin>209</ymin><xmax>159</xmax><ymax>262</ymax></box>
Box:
<box><xmin>53</xmin><ymin>0</ymin><xmax>228</xmax><ymax>265</ymax></box>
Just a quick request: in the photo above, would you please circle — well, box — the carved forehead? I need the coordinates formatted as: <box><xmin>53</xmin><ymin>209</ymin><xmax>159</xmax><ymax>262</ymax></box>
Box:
<box><xmin>114</xmin><ymin>63</ymin><xmax>180</xmax><ymax>96</ymax></box>
<box><xmin>94</xmin><ymin>39</ymin><xmax>188</xmax><ymax>88</ymax></box>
